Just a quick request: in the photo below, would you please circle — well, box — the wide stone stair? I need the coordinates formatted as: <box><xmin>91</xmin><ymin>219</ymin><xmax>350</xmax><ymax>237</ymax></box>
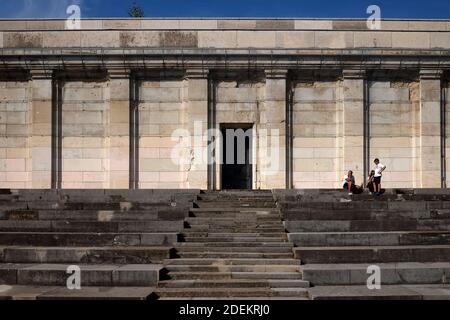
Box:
<box><xmin>152</xmin><ymin>190</ymin><xmax>309</xmax><ymax>299</ymax></box>
<box><xmin>276</xmin><ymin>189</ymin><xmax>450</xmax><ymax>300</ymax></box>
<box><xmin>0</xmin><ymin>189</ymin><xmax>196</xmax><ymax>299</ymax></box>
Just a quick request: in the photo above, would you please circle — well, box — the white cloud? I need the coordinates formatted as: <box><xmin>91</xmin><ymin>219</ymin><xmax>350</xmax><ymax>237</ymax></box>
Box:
<box><xmin>13</xmin><ymin>0</ymin><xmax>86</xmax><ymax>19</ymax></box>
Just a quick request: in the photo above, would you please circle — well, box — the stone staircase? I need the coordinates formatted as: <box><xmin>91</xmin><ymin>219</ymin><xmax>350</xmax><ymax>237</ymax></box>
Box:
<box><xmin>152</xmin><ymin>190</ymin><xmax>309</xmax><ymax>299</ymax></box>
<box><xmin>2</xmin><ymin>188</ymin><xmax>450</xmax><ymax>300</ymax></box>
<box><xmin>0</xmin><ymin>189</ymin><xmax>196</xmax><ymax>299</ymax></box>
<box><xmin>276</xmin><ymin>189</ymin><xmax>450</xmax><ymax>300</ymax></box>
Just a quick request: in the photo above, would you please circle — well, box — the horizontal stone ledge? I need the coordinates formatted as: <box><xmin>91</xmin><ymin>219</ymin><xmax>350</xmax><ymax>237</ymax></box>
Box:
<box><xmin>0</xmin><ymin>19</ymin><xmax>449</xmax><ymax>32</ymax></box>
<box><xmin>1</xmin><ymin>30</ymin><xmax>450</xmax><ymax>50</ymax></box>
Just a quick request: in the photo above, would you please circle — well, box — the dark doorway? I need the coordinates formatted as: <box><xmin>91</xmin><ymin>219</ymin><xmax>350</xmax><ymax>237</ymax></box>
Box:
<box><xmin>221</xmin><ymin>124</ymin><xmax>253</xmax><ymax>190</ymax></box>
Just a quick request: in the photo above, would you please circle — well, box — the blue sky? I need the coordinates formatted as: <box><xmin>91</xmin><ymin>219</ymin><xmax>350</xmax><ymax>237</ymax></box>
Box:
<box><xmin>0</xmin><ymin>0</ymin><xmax>449</xmax><ymax>19</ymax></box>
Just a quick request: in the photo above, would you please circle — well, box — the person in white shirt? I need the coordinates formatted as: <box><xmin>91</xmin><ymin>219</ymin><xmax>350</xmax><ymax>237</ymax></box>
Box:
<box><xmin>373</xmin><ymin>158</ymin><xmax>386</xmax><ymax>196</ymax></box>
<box><xmin>342</xmin><ymin>170</ymin><xmax>356</xmax><ymax>195</ymax></box>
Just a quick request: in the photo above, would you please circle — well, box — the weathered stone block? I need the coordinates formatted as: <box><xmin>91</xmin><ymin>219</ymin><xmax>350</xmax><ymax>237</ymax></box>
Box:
<box><xmin>119</xmin><ymin>31</ymin><xmax>159</xmax><ymax>47</ymax></box>
<box><xmin>294</xmin><ymin>20</ymin><xmax>332</xmax><ymax>30</ymax></box>
<box><xmin>160</xmin><ymin>31</ymin><xmax>198</xmax><ymax>47</ymax></box>
<box><xmin>332</xmin><ymin>20</ymin><xmax>367</xmax><ymax>30</ymax></box>
<box><xmin>102</xmin><ymin>20</ymin><xmax>141</xmax><ymax>29</ymax></box>
<box><xmin>81</xmin><ymin>31</ymin><xmax>120</xmax><ymax>48</ymax></box>
<box><xmin>275</xmin><ymin>31</ymin><xmax>314</xmax><ymax>48</ymax></box>
<box><xmin>179</xmin><ymin>20</ymin><xmax>218</xmax><ymax>29</ymax></box>
<box><xmin>354</xmin><ymin>32</ymin><xmax>392</xmax><ymax>48</ymax></box>
<box><xmin>315</xmin><ymin>31</ymin><xmax>353</xmax><ymax>49</ymax></box>
<box><xmin>236</xmin><ymin>31</ymin><xmax>276</xmax><ymax>48</ymax></box>
<box><xmin>141</xmin><ymin>20</ymin><xmax>180</xmax><ymax>29</ymax></box>
<box><xmin>62</xmin><ymin>159</ymin><xmax>103</xmax><ymax>172</ymax></box>
<box><xmin>217</xmin><ymin>20</ymin><xmax>256</xmax><ymax>29</ymax></box>
<box><xmin>4</xmin><ymin>32</ymin><xmax>43</xmax><ymax>48</ymax></box>
<box><xmin>256</xmin><ymin>20</ymin><xmax>294</xmax><ymax>30</ymax></box>
<box><xmin>392</xmin><ymin>32</ymin><xmax>430</xmax><ymax>49</ymax></box>
<box><xmin>43</xmin><ymin>31</ymin><xmax>81</xmax><ymax>47</ymax></box>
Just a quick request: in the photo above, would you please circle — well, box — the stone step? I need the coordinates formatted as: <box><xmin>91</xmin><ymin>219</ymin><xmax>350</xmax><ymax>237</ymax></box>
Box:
<box><xmin>1</xmin><ymin>246</ymin><xmax>171</xmax><ymax>264</ymax></box>
<box><xmin>182</xmin><ymin>232</ymin><xmax>286</xmax><ymax>238</ymax></box>
<box><xmin>174</xmin><ymin>245</ymin><xmax>293</xmax><ymax>253</ymax></box>
<box><xmin>158</xmin><ymin>279</ymin><xmax>309</xmax><ymax>288</ymax></box>
<box><xmin>186</xmin><ymin>227</ymin><xmax>286</xmax><ymax>233</ymax></box>
<box><xmin>288</xmin><ymin>231</ymin><xmax>450</xmax><ymax>247</ymax></box>
<box><xmin>164</xmin><ymin>265</ymin><xmax>301</xmax><ymax>272</ymax></box>
<box><xmin>164</xmin><ymin>258</ymin><xmax>299</xmax><ymax>265</ymax></box>
<box><xmin>301</xmin><ymin>262</ymin><xmax>450</xmax><ymax>285</ymax></box>
<box><xmin>167</xmin><ymin>271</ymin><xmax>303</xmax><ymax>280</ymax></box>
<box><xmin>186</xmin><ymin>218</ymin><xmax>282</xmax><ymax>224</ymax></box>
<box><xmin>176</xmin><ymin>252</ymin><xmax>293</xmax><ymax>259</ymax></box>
<box><xmin>283</xmin><ymin>202</ymin><xmax>450</xmax><ymax>213</ymax></box>
<box><xmin>197</xmin><ymin>196</ymin><xmax>275</xmax><ymax>202</ymax></box>
<box><xmin>0</xmin><ymin>285</ymin><xmax>155</xmax><ymax>300</ymax></box>
<box><xmin>283</xmin><ymin>209</ymin><xmax>438</xmax><ymax>221</ymax></box>
<box><xmin>154</xmin><ymin>287</ymin><xmax>273</xmax><ymax>298</ymax></box>
<box><xmin>183</xmin><ymin>237</ymin><xmax>287</xmax><ymax>242</ymax></box>
<box><xmin>157</xmin><ymin>297</ymin><xmax>310</xmax><ymax>300</ymax></box>
<box><xmin>190</xmin><ymin>208</ymin><xmax>280</xmax><ymax>214</ymax></box>
<box><xmin>0</xmin><ymin>263</ymin><xmax>161</xmax><ymax>287</ymax></box>
<box><xmin>175</xmin><ymin>242</ymin><xmax>293</xmax><ymax>247</ymax></box>
<box><xmin>0</xmin><ymin>220</ymin><xmax>183</xmax><ymax>233</ymax></box>
<box><xmin>0</xmin><ymin>232</ymin><xmax>177</xmax><ymax>246</ymax></box>
<box><xmin>194</xmin><ymin>202</ymin><xmax>276</xmax><ymax>208</ymax></box>
<box><xmin>294</xmin><ymin>245</ymin><xmax>450</xmax><ymax>264</ymax></box>
<box><xmin>285</xmin><ymin>219</ymin><xmax>450</xmax><ymax>232</ymax></box>
<box><xmin>154</xmin><ymin>287</ymin><xmax>309</xmax><ymax>298</ymax></box>
<box><xmin>308</xmin><ymin>284</ymin><xmax>450</xmax><ymax>300</ymax></box>
<box><xmin>1</xmin><ymin>202</ymin><xmax>189</xmax><ymax>211</ymax></box>
<box><xmin>1</xmin><ymin>210</ymin><xmax>185</xmax><ymax>221</ymax></box>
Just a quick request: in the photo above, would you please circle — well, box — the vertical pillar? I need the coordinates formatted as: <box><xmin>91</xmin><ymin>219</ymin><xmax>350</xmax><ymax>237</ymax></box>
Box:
<box><xmin>262</xmin><ymin>69</ymin><xmax>287</xmax><ymax>189</ymax></box>
<box><xmin>30</xmin><ymin>71</ymin><xmax>53</xmax><ymax>188</ymax></box>
<box><xmin>185</xmin><ymin>69</ymin><xmax>209</xmax><ymax>190</ymax></box>
<box><xmin>109</xmin><ymin>70</ymin><xmax>130</xmax><ymax>189</ymax></box>
<box><xmin>50</xmin><ymin>73</ymin><xmax>62</xmax><ymax>189</ymax></box>
<box><xmin>129</xmin><ymin>73</ymin><xmax>139</xmax><ymax>189</ymax></box>
<box><xmin>342</xmin><ymin>70</ymin><xmax>366</xmax><ymax>185</ymax></box>
<box><xmin>418</xmin><ymin>70</ymin><xmax>443</xmax><ymax>187</ymax></box>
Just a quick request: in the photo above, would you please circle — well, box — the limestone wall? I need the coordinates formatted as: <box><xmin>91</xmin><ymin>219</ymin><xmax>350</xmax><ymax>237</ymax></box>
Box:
<box><xmin>368</xmin><ymin>80</ymin><xmax>420</xmax><ymax>188</ymax></box>
<box><xmin>0</xmin><ymin>81</ymin><xmax>32</xmax><ymax>188</ymax></box>
<box><xmin>292</xmin><ymin>80</ymin><xmax>343</xmax><ymax>188</ymax></box>
<box><xmin>61</xmin><ymin>81</ymin><xmax>111</xmax><ymax>188</ymax></box>
<box><xmin>1</xmin><ymin>29</ymin><xmax>450</xmax><ymax>50</ymax></box>
<box><xmin>139</xmin><ymin>79</ymin><xmax>188</xmax><ymax>188</ymax></box>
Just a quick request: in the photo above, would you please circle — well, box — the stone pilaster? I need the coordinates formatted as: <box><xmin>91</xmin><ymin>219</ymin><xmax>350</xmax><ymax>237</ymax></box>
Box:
<box><xmin>184</xmin><ymin>69</ymin><xmax>209</xmax><ymax>189</ymax></box>
<box><xmin>418</xmin><ymin>69</ymin><xmax>443</xmax><ymax>187</ymax></box>
<box><xmin>108</xmin><ymin>70</ymin><xmax>130</xmax><ymax>189</ymax></box>
<box><xmin>261</xmin><ymin>69</ymin><xmax>287</xmax><ymax>189</ymax></box>
<box><xmin>342</xmin><ymin>69</ymin><xmax>365</xmax><ymax>185</ymax></box>
<box><xmin>30</xmin><ymin>70</ymin><xmax>52</xmax><ymax>188</ymax></box>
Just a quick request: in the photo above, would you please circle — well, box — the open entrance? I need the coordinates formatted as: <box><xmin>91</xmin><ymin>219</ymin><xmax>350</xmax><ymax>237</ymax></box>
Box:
<box><xmin>220</xmin><ymin>124</ymin><xmax>253</xmax><ymax>190</ymax></box>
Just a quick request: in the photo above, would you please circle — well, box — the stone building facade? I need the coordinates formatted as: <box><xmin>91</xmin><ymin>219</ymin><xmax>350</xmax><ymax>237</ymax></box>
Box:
<box><xmin>0</xmin><ymin>18</ymin><xmax>449</xmax><ymax>190</ymax></box>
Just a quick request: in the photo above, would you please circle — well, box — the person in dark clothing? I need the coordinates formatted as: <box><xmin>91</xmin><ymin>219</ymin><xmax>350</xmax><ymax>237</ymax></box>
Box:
<box><xmin>366</xmin><ymin>170</ymin><xmax>375</xmax><ymax>194</ymax></box>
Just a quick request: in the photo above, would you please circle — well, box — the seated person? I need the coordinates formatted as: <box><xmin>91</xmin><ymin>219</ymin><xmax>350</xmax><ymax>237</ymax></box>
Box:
<box><xmin>342</xmin><ymin>170</ymin><xmax>356</xmax><ymax>195</ymax></box>
<box><xmin>366</xmin><ymin>170</ymin><xmax>375</xmax><ymax>193</ymax></box>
